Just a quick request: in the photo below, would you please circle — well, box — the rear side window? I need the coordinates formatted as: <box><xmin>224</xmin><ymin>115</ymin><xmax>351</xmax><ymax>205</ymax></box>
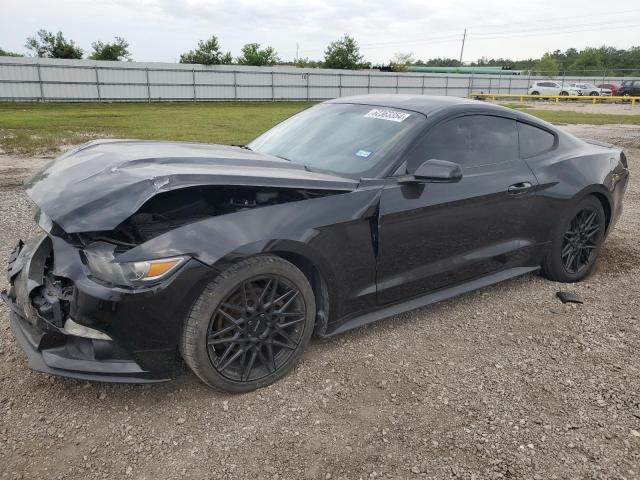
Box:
<box><xmin>408</xmin><ymin>115</ymin><xmax>519</xmax><ymax>170</ymax></box>
<box><xmin>517</xmin><ymin>122</ymin><xmax>555</xmax><ymax>158</ymax></box>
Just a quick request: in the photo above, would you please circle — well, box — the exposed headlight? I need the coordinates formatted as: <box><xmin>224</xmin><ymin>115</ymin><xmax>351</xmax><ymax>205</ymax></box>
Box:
<box><xmin>84</xmin><ymin>242</ymin><xmax>185</xmax><ymax>286</ymax></box>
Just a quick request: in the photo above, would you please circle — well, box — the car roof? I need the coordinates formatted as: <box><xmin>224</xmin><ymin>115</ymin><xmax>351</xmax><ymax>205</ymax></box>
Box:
<box><xmin>326</xmin><ymin>93</ymin><xmax>566</xmax><ymax>133</ymax></box>
<box><xmin>326</xmin><ymin>94</ymin><xmax>484</xmax><ymax>116</ymax></box>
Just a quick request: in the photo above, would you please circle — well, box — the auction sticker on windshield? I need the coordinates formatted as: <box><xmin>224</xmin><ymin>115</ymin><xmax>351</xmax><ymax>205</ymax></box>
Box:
<box><xmin>364</xmin><ymin>109</ymin><xmax>411</xmax><ymax>123</ymax></box>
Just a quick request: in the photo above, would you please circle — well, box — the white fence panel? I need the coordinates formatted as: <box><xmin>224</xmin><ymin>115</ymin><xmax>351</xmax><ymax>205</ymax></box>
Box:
<box><xmin>99</xmin><ymin>68</ymin><xmax>146</xmax><ymax>84</ymax></box>
<box><xmin>100</xmin><ymin>84</ymin><xmax>148</xmax><ymax>99</ymax></box>
<box><xmin>0</xmin><ymin>57</ymin><xmax>632</xmax><ymax>102</ymax></box>
<box><xmin>0</xmin><ymin>82</ymin><xmax>41</xmax><ymax>99</ymax></box>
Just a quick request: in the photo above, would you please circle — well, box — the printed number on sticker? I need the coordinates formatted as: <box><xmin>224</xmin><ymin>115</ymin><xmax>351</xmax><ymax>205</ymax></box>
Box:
<box><xmin>364</xmin><ymin>109</ymin><xmax>411</xmax><ymax>123</ymax></box>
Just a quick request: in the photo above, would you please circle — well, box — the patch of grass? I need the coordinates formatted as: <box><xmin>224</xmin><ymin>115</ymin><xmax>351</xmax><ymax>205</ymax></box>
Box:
<box><xmin>502</xmin><ymin>105</ymin><xmax>640</xmax><ymax>125</ymax></box>
<box><xmin>0</xmin><ymin>102</ymin><xmax>315</xmax><ymax>156</ymax></box>
<box><xmin>524</xmin><ymin>110</ymin><xmax>640</xmax><ymax>125</ymax></box>
<box><xmin>2</xmin><ymin>101</ymin><xmax>639</xmax><ymax>156</ymax></box>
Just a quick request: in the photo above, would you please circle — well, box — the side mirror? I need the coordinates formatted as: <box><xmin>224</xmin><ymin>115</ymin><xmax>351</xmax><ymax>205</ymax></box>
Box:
<box><xmin>397</xmin><ymin>159</ymin><xmax>463</xmax><ymax>184</ymax></box>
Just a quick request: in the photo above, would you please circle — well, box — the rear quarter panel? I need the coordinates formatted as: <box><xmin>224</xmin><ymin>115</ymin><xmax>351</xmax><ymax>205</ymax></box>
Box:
<box><xmin>524</xmin><ymin>138</ymin><xmax>627</xmax><ymax>237</ymax></box>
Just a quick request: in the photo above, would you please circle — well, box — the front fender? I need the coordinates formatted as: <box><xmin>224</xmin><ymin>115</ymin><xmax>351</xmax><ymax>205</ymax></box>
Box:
<box><xmin>115</xmin><ymin>186</ymin><xmax>384</xmax><ymax>321</ymax></box>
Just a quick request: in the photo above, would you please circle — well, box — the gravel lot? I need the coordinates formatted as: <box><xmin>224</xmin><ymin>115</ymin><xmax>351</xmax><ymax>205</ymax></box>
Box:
<box><xmin>1</xmin><ymin>124</ymin><xmax>639</xmax><ymax>480</ymax></box>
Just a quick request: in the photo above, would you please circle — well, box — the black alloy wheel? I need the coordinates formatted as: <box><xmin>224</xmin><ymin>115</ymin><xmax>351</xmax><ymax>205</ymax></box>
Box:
<box><xmin>560</xmin><ymin>208</ymin><xmax>601</xmax><ymax>275</ymax></box>
<box><xmin>207</xmin><ymin>276</ymin><xmax>306</xmax><ymax>382</ymax></box>
<box><xmin>541</xmin><ymin>196</ymin><xmax>605</xmax><ymax>282</ymax></box>
<box><xmin>180</xmin><ymin>255</ymin><xmax>315</xmax><ymax>392</ymax></box>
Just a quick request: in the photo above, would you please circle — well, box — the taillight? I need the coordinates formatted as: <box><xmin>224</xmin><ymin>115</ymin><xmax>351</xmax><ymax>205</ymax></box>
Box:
<box><xmin>620</xmin><ymin>152</ymin><xmax>628</xmax><ymax>169</ymax></box>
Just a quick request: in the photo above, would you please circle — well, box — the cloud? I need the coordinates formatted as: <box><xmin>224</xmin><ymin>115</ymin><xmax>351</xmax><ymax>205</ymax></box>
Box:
<box><xmin>2</xmin><ymin>0</ymin><xmax>639</xmax><ymax>63</ymax></box>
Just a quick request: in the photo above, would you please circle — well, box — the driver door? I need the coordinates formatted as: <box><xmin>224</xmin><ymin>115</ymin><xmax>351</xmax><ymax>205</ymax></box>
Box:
<box><xmin>376</xmin><ymin>114</ymin><xmax>540</xmax><ymax>305</ymax></box>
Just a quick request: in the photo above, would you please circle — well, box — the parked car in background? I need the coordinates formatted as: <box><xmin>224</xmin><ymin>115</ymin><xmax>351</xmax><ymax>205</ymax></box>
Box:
<box><xmin>597</xmin><ymin>83</ymin><xmax>621</xmax><ymax>96</ymax></box>
<box><xmin>528</xmin><ymin>81</ymin><xmax>579</xmax><ymax>96</ymax></box>
<box><xmin>569</xmin><ymin>83</ymin><xmax>612</xmax><ymax>96</ymax></box>
<box><xmin>618</xmin><ymin>80</ymin><xmax>640</xmax><ymax>97</ymax></box>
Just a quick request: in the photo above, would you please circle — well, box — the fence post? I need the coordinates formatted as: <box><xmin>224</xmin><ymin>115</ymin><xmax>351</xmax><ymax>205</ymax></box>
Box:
<box><xmin>367</xmin><ymin>73</ymin><xmax>371</xmax><ymax>94</ymax></box>
<box><xmin>339</xmin><ymin>73</ymin><xmax>342</xmax><ymax>97</ymax></box>
<box><xmin>422</xmin><ymin>75</ymin><xmax>426</xmax><ymax>95</ymax></box>
<box><xmin>271</xmin><ymin>71</ymin><xmax>275</xmax><ymax>101</ymax></box>
<box><xmin>145</xmin><ymin>67</ymin><xmax>151</xmax><ymax>102</ymax></box>
<box><xmin>233</xmin><ymin>71</ymin><xmax>238</xmax><ymax>100</ymax></box>
<box><xmin>306</xmin><ymin>72</ymin><xmax>310</xmax><ymax>101</ymax></box>
<box><xmin>445</xmin><ymin>76</ymin><xmax>448</xmax><ymax>96</ymax></box>
<box><xmin>488</xmin><ymin>76</ymin><xmax>492</xmax><ymax>94</ymax></box>
<box><xmin>468</xmin><ymin>73</ymin><xmax>474</xmax><ymax>97</ymax></box>
<box><xmin>192</xmin><ymin>69</ymin><xmax>196</xmax><ymax>101</ymax></box>
<box><xmin>508</xmin><ymin>76</ymin><xmax>512</xmax><ymax>94</ymax></box>
<box><xmin>94</xmin><ymin>66</ymin><xmax>101</xmax><ymax>102</ymax></box>
<box><xmin>36</xmin><ymin>63</ymin><xmax>44</xmax><ymax>102</ymax></box>
<box><xmin>396</xmin><ymin>75</ymin><xmax>399</xmax><ymax>94</ymax></box>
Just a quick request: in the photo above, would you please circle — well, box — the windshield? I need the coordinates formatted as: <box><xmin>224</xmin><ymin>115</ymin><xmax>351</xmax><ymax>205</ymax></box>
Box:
<box><xmin>248</xmin><ymin>103</ymin><xmax>425</xmax><ymax>177</ymax></box>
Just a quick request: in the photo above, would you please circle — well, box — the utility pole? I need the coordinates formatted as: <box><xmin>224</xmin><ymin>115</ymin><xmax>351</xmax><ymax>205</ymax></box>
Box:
<box><xmin>459</xmin><ymin>28</ymin><xmax>466</xmax><ymax>65</ymax></box>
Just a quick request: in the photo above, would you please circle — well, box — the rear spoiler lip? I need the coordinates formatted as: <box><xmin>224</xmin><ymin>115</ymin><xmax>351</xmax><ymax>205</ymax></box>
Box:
<box><xmin>583</xmin><ymin>138</ymin><xmax>614</xmax><ymax>149</ymax></box>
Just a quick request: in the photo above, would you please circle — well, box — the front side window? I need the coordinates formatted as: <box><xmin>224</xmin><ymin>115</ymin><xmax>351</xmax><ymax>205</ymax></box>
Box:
<box><xmin>407</xmin><ymin>115</ymin><xmax>519</xmax><ymax>171</ymax></box>
<box><xmin>249</xmin><ymin>103</ymin><xmax>425</xmax><ymax>178</ymax></box>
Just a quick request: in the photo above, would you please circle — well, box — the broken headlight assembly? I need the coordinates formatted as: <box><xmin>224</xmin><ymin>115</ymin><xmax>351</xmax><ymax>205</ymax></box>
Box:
<box><xmin>83</xmin><ymin>242</ymin><xmax>186</xmax><ymax>286</ymax></box>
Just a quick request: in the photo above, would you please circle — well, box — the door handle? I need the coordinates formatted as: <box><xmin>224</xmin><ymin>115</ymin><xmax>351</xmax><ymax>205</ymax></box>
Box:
<box><xmin>507</xmin><ymin>182</ymin><xmax>533</xmax><ymax>194</ymax></box>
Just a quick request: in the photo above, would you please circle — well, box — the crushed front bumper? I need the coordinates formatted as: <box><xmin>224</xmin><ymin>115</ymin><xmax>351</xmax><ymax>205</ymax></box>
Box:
<box><xmin>2</xmin><ymin>234</ymin><xmax>211</xmax><ymax>383</ymax></box>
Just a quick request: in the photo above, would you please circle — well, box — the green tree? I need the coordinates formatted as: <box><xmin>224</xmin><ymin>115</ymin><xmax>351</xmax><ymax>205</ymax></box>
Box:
<box><xmin>0</xmin><ymin>47</ymin><xmax>22</xmax><ymax>57</ymax></box>
<box><xmin>533</xmin><ymin>53</ymin><xmax>559</xmax><ymax>75</ymax></box>
<box><xmin>237</xmin><ymin>43</ymin><xmax>279</xmax><ymax>66</ymax></box>
<box><xmin>25</xmin><ymin>30</ymin><xmax>83</xmax><ymax>59</ymax></box>
<box><xmin>90</xmin><ymin>37</ymin><xmax>131</xmax><ymax>61</ymax></box>
<box><xmin>179</xmin><ymin>36</ymin><xmax>233</xmax><ymax>65</ymax></box>
<box><xmin>293</xmin><ymin>57</ymin><xmax>323</xmax><ymax>68</ymax></box>
<box><xmin>389</xmin><ymin>52</ymin><xmax>414</xmax><ymax>72</ymax></box>
<box><xmin>324</xmin><ymin>34</ymin><xmax>367</xmax><ymax>70</ymax></box>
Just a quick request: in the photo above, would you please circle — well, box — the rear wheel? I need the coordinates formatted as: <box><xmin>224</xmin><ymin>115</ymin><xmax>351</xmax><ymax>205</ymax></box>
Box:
<box><xmin>531</xmin><ymin>91</ymin><xmax>540</xmax><ymax>96</ymax></box>
<box><xmin>560</xmin><ymin>91</ymin><xmax>569</xmax><ymax>96</ymax></box>
<box><xmin>180</xmin><ymin>255</ymin><xmax>316</xmax><ymax>392</ymax></box>
<box><xmin>542</xmin><ymin>196</ymin><xmax>605</xmax><ymax>282</ymax></box>
<box><xmin>590</xmin><ymin>91</ymin><xmax>599</xmax><ymax>96</ymax></box>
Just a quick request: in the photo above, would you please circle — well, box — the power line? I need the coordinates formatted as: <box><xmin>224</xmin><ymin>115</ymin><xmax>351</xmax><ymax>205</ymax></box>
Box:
<box><xmin>358</xmin><ymin>11</ymin><xmax>640</xmax><ymax>50</ymax></box>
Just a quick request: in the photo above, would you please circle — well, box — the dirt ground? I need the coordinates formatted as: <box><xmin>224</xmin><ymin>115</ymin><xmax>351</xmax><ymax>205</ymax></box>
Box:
<box><xmin>0</xmin><ymin>124</ymin><xmax>639</xmax><ymax>480</ymax></box>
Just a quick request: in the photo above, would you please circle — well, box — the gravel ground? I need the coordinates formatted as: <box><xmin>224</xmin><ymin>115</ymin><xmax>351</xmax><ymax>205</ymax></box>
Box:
<box><xmin>0</xmin><ymin>124</ymin><xmax>639</xmax><ymax>480</ymax></box>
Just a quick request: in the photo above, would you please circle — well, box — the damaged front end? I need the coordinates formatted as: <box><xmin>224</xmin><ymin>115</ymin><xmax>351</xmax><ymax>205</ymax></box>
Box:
<box><xmin>77</xmin><ymin>185</ymin><xmax>338</xmax><ymax>246</ymax></box>
<box><xmin>2</xmin><ymin>140</ymin><xmax>362</xmax><ymax>383</ymax></box>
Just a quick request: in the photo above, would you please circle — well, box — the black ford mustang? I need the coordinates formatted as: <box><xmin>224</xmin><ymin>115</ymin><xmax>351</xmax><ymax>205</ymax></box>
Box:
<box><xmin>2</xmin><ymin>95</ymin><xmax>629</xmax><ymax>392</ymax></box>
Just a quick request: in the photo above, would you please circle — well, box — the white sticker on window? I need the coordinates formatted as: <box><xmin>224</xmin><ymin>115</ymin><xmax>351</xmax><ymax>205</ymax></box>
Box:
<box><xmin>364</xmin><ymin>108</ymin><xmax>411</xmax><ymax>123</ymax></box>
<box><xmin>355</xmin><ymin>150</ymin><xmax>372</xmax><ymax>158</ymax></box>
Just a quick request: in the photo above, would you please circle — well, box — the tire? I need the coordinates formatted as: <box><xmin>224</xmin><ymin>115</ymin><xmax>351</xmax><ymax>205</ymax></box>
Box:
<box><xmin>531</xmin><ymin>91</ymin><xmax>540</xmax><ymax>96</ymax></box>
<box><xmin>560</xmin><ymin>91</ymin><xmax>569</xmax><ymax>96</ymax></box>
<box><xmin>180</xmin><ymin>255</ymin><xmax>316</xmax><ymax>392</ymax></box>
<box><xmin>541</xmin><ymin>196</ymin><xmax>606</xmax><ymax>283</ymax></box>
<box><xmin>590</xmin><ymin>91</ymin><xmax>599</xmax><ymax>96</ymax></box>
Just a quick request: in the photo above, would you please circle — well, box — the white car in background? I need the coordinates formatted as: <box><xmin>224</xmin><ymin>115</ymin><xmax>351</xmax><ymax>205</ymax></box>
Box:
<box><xmin>568</xmin><ymin>83</ymin><xmax>612</xmax><ymax>96</ymax></box>
<box><xmin>528</xmin><ymin>81</ymin><xmax>580</xmax><ymax>96</ymax></box>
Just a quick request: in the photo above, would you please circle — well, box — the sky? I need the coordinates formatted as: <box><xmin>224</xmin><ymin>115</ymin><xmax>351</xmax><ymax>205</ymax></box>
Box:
<box><xmin>1</xmin><ymin>0</ymin><xmax>639</xmax><ymax>64</ymax></box>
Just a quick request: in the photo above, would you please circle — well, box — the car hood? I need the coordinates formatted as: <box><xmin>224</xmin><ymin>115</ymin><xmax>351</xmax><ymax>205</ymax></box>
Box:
<box><xmin>26</xmin><ymin>139</ymin><xmax>358</xmax><ymax>233</ymax></box>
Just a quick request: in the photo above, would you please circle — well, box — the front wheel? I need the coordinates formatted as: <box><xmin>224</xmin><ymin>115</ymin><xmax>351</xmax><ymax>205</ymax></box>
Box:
<box><xmin>541</xmin><ymin>196</ymin><xmax>606</xmax><ymax>283</ymax></box>
<box><xmin>180</xmin><ymin>255</ymin><xmax>316</xmax><ymax>392</ymax></box>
